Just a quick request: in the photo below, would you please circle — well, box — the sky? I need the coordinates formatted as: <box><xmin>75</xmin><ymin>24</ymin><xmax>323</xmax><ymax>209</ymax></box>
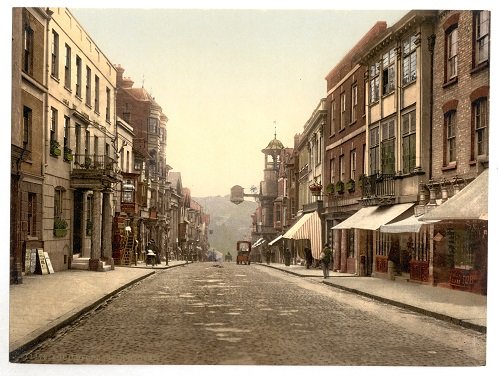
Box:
<box><xmin>64</xmin><ymin>5</ymin><xmax>410</xmax><ymax>197</ymax></box>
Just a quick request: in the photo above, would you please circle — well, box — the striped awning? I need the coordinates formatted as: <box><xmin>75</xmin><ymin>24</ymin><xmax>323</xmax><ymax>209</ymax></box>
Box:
<box><xmin>283</xmin><ymin>212</ymin><xmax>322</xmax><ymax>259</ymax></box>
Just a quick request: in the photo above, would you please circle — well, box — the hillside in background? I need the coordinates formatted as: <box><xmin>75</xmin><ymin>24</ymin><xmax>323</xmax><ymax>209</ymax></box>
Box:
<box><xmin>193</xmin><ymin>196</ymin><xmax>257</xmax><ymax>258</ymax></box>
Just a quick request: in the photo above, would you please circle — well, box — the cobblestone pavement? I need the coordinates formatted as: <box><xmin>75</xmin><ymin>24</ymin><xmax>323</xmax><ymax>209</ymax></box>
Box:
<box><xmin>17</xmin><ymin>263</ymin><xmax>486</xmax><ymax>366</ymax></box>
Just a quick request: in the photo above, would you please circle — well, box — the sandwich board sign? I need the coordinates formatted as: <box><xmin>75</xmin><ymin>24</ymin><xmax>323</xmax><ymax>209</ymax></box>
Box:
<box><xmin>37</xmin><ymin>249</ymin><xmax>49</xmax><ymax>275</ymax></box>
<box><xmin>44</xmin><ymin>252</ymin><xmax>55</xmax><ymax>274</ymax></box>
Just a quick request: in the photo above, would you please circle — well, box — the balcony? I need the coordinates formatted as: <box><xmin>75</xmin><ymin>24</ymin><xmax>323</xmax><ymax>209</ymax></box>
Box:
<box><xmin>359</xmin><ymin>173</ymin><xmax>396</xmax><ymax>206</ymax></box>
<box><xmin>70</xmin><ymin>154</ymin><xmax>121</xmax><ymax>189</ymax></box>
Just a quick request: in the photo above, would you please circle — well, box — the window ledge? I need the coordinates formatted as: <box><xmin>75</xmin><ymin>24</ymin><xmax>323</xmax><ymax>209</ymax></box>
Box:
<box><xmin>64</xmin><ymin>86</ymin><xmax>72</xmax><ymax>93</ymax></box>
<box><xmin>442</xmin><ymin>77</ymin><xmax>458</xmax><ymax>89</ymax></box>
<box><xmin>51</xmin><ymin>75</ymin><xmax>60</xmax><ymax>83</ymax></box>
<box><xmin>470</xmin><ymin>61</ymin><xmax>489</xmax><ymax>75</ymax></box>
<box><xmin>75</xmin><ymin>94</ymin><xmax>82</xmax><ymax>101</ymax></box>
<box><xmin>348</xmin><ymin>120</ymin><xmax>357</xmax><ymax>127</ymax></box>
<box><xmin>441</xmin><ymin>162</ymin><xmax>457</xmax><ymax>171</ymax></box>
<box><xmin>85</xmin><ymin>103</ymin><xmax>92</xmax><ymax>110</ymax></box>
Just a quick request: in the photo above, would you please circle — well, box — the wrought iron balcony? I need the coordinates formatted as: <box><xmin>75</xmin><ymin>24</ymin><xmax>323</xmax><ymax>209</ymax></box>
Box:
<box><xmin>70</xmin><ymin>154</ymin><xmax>121</xmax><ymax>189</ymax></box>
<box><xmin>359</xmin><ymin>173</ymin><xmax>396</xmax><ymax>206</ymax></box>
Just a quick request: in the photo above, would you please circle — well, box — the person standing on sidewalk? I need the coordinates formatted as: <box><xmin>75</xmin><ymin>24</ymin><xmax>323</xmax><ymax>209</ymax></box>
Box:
<box><xmin>320</xmin><ymin>243</ymin><xmax>332</xmax><ymax>279</ymax></box>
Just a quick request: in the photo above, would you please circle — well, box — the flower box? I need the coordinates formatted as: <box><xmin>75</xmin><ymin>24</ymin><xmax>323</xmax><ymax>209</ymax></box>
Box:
<box><xmin>53</xmin><ymin>228</ymin><xmax>67</xmax><ymax>237</ymax></box>
<box><xmin>335</xmin><ymin>181</ymin><xmax>344</xmax><ymax>194</ymax></box>
<box><xmin>346</xmin><ymin>179</ymin><xmax>356</xmax><ymax>192</ymax></box>
<box><xmin>50</xmin><ymin>140</ymin><xmax>61</xmax><ymax>157</ymax></box>
<box><xmin>325</xmin><ymin>183</ymin><xmax>335</xmax><ymax>195</ymax></box>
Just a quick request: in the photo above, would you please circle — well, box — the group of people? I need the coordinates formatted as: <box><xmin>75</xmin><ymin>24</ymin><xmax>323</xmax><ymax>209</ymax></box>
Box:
<box><xmin>304</xmin><ymin>244</ymin><xmax>333</xmax><ymax>278</ymax></box>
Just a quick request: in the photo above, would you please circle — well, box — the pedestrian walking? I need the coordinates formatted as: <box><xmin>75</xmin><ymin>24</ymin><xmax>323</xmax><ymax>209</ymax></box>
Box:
<box><xmin>304</xmin><ymin>247</ymin><xmax>313</xmax><ymax>269</ymax></box>
<box><xmin>320</xmin><ymin>243</ymin><xmax>332</xmax><ymax>278</ymax></box>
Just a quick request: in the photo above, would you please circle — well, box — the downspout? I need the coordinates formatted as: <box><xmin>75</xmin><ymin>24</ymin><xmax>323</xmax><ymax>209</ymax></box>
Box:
<box><xmin>427</xmin><ymin>32</ymin><xmax>436</xmax><ymax>286</ymax></box>
<box><xmin>428</xmin><ymin>33</ymin><xmax>436</xmax><ymax>181</ymax></box>
<box><xmin>43</xmin><ymin>8</ymin><xmax>53</xmax><ymax>177</ymax></box>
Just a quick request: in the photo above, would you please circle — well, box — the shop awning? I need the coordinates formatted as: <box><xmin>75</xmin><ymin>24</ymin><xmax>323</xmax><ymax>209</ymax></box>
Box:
<box><xmin>332</xmin><ymin>203</ymin><xmax>414</xmax><ymax>231</ymax></box>
<box><xmin>269</xmin><ymin>235</ymin><xmax>283</xmax><ymax>246</ymax></box>
<box><xmin>380</xmin><ymin>214</ymin><xmax>438</xmax><ymax>233</ymax></box>
<box><xmin>283</xmin><ymin>212</ymin><xmax>322</xmax><ymax>259</ymax></box>
<box><xmin>421</xmin><ymin>169</ymin><xmax>488</xmax><ymax>221</ymax></box>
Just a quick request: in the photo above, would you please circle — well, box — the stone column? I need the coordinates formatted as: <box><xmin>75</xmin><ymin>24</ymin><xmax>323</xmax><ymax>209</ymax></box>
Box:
<box><xmin>90</xmin><ymin>189</ymin><xmax>102</xmax><ymax>262</ymax></box>
<box><xmin>101</xmin><ymin>190</ymin><xmax>113</xmax><ymax>260</ymax></box>
<box><xmin>340</xmin><ymin>229</ymin><xmax>348</xmax><ymax>273</ymax></box>
<box><xmin>372</xmin><ymin>231</ymin><xmax>378</xmax><ymax>277</ymax></box>
<box><xmin>334</xmin><ymin>229</ymin><xmax>341</xmax><ymax>271</ymax></box>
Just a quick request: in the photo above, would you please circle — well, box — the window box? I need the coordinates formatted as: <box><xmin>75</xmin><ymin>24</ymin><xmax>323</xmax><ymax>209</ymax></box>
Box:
<box><xmin>50</xmin><ymin>140</ymin><xmax>61</xmax><ymax>157</ymax></box>
<box><xmin>325</xmin><ymin>183</ymin><xmax>335</xmax><ymax>195</ymax></box>
<box><xmin>64</xmin><ymin>147</ymin><xmax>73</xmax><ymax>161</ymax></box>
<box><xmin>54</xmin><ymin>217</ymin><xmax>68</xmax><ymax>237</ymax></box>
<box><xmin>346</xmin><ymin>179</ymin><xmax>356</xmax><ymax>192</ymax></box>
<box><xmin>335</xmin><ymin>180</ymin><xmax>344</xmax><ymax>194</ymax></box>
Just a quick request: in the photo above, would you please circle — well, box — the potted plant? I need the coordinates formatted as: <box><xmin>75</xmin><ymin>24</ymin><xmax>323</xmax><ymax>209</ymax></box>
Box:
<box><xmin>54</xmin><ymin>217</ymin><xmax>68</xmax><ymax>237</ymax></box>
<box><xmin>64</xmin><ymin>147</ymin><xmax>73</xmax><ymax>161</ymax></box>
<box><xmin>50</xmin><ymin>140</ymin><xmax>61</xmax><ymax>157</ymax></box>
<box><xmin>325</xmin><ymin>183</ymin><xmax>335</xmax><ymax>195</ymax></box>
<box><xmin>346</xmin><ymin>178</ymin><xmax>356</xmax><ymax>192</ymax></box>
<box><xmin>335</xmin><ymin>180</ymin><xmax>344</xmax><ymax>194</ymax></box>
<box><xmin>358</xmin><ymin>174</ymin><xmax>366</xmax><ymax>188</ymax></box>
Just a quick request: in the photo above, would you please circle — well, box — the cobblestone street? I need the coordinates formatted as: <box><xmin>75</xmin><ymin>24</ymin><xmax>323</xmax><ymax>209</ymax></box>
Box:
<box><xmin>18</xmin><ymin>263</ymin><xmax>486</xmax><ymax>366</ymax></box>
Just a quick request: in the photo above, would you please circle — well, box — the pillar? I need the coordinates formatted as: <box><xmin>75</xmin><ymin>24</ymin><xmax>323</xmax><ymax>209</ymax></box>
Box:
<box><xmin>334</xmin><ymin>229</ymin><xmax>341</xmax><ymax>271</ymax></box>
<box><xmin>428</xmin><ymin>224</ymin><xmax>434</xmax><ymax>285</ymax></box>
<box><xmin>90</xmin><ymin>189</ymin><xmax>102</xmax><ymax>260</ymax></box>
<box><xmin>340</xmin><ymin>229</ymin><xmax>348</xmax><ymax>273</ymax></box>
<box><xmin>372</xmin><ymin>231</ymin><xmax>377</xmax><ymax>277</ymax></box>
<box><xmin>101</xmin><ymin>190</ymin><xmax>113</xmax><ymax>259</ymax></box>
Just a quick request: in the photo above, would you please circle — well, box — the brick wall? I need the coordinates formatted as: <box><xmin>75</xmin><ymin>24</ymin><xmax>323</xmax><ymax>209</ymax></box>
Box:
<box><xmin>431</xmin><ymin>10</ymin><xmax>490</xmax><ymax>181</ymax></box>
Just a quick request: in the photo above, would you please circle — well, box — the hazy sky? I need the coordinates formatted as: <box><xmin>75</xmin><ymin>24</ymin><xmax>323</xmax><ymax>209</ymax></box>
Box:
<box><xmin>65</xmin><ymin>5</ymin><xmax>408</xmax><ymax>197</ymax></box>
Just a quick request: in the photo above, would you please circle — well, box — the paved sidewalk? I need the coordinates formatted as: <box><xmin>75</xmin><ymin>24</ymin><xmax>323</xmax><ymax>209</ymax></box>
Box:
<box><xmin>8</xmin><ymin>261</ymin><xmax>187</xmax><ymax>358</ymax></box>
<box><xmin>260</xmin><ymin>262</ymin><xmax>487</xmax><ymax>333</ymax></box>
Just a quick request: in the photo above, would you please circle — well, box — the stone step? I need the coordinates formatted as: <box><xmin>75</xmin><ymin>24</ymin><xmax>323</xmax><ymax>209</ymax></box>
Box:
<box><xmin>71</xmin><ymin>260</ymin><xmax>89</xmax><ymax>270</ymax></box>
<box><xmin>102</xmin><ymin>264</ymin><xmax>112</xmax><ymax>272</ymax></box>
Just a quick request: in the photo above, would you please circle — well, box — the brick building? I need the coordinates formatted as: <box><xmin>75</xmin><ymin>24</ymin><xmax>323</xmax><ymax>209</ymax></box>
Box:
<box><xmin>323</xmin><ymin>21</ymin><xmax>388</xmax><ymax>275</ymax></box>
<box><xmin>419</xmin><ymin>10</ymin><xmax>489</xmax><ymax>294</ymax></box>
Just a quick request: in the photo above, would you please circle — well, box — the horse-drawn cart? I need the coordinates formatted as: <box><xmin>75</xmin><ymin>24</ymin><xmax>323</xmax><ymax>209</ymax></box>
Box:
<box><xmin>236</xmin><ymin>240</ymin><xmax>251</xmax><ymax>265</ymax></box>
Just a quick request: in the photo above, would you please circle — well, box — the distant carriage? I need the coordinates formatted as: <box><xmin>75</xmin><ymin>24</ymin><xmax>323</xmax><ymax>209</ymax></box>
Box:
<box><xmin>236</xmin><ymin>241</ymin><xmax>251</xmax><ymax>265</ymax></box>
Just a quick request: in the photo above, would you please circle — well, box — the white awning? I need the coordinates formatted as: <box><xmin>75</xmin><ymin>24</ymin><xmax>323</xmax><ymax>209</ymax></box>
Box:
<box><xmin>269</xmin><ymin>235</ymin><xmax>283</xmax><ymax>246</ymax></box>
<box><xmin>380</xmin><ymin>214</ymin><xmax>438</xmax><ymax>233</ymax></box>
<box><xmin>421</xmin><ymin>169</ymin><xmax>488</xmax><ymax>221</ymax></box>
<box><xmin>332</xmin><ymin>203</ymin><xmax>414</xmax><ymax>231</ymax></box>
<box><xmin>283</xmin><ymin>212</ymin><xmax>322</xmax><ymax>259</ymax></box>
<box><xmin>252</xmin><ymin>238</ymin><xmax>265</xmax><ymax>248</ymax></box>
